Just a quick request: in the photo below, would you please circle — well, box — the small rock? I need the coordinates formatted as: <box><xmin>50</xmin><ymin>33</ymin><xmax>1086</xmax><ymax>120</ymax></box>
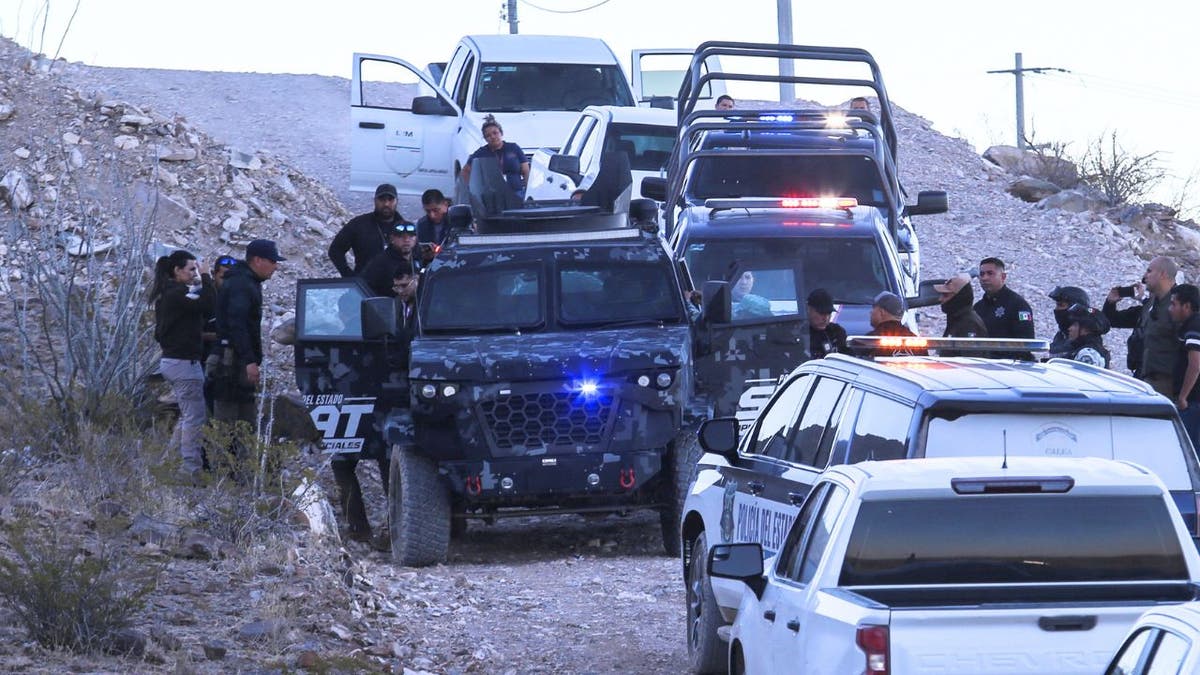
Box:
<box><xmin>221</xmin><ymin>213</ymin><xmax>244</xmax><ymax>233</ymax></box>
<box><xmin>104</xmin><ymin>628</ymin><xmax>147</xmax><ymax>658</ymax></box>
<box><xmin>128</xmin><ymin>513</ymin><xmax>177</xmax><ymax>546</ymax></box>
<box><xmin>202</xmin><ymin>641</ymin><xmax>228</xmax><ymax>660</ymax></box>
<box><xmin>68</xmin><ymin>147</ymin><xmax>85</xmax><ymax>168</ymax></box>
<box><xmin>155</xmin><ymin>145</ymin><xmax>197</xmax><ymax>162</ymax></box>
<box><xmin>13</xmin><ymin>147</ymin><xmax>30</xmax><ymax>159</ymax></box>
<box><xmin>273</xmin><ymin>173</ymin><xmax>298</xmax><ymax>197</ymax></box>
<box><xmin>0</xmin><ymin>170</ymin><xmax>33</xmax><ymax>210</ymax></box>
<box><xmin>113</xmin><ymin>135</ymin><xmax>140</xmax><ymax>150</ymax></box>
<box><xmin>0</xmin><ymin>103</ymin><xmax>14</xmax><ymax>121</ymax></box>
<box><xmin>62</xmin><ymin>132</ymin><xmax>80</xmax><ymax>144</ymax></box>
<box><xmin>150</xmin><ymin>625</ymin><xmax>182</xmax><ymax>651</ymax></box>
<box><xmin>329</xmin><ymin>623</ymin><xmax>354</xmax><ymax>641</ymax></box>
<box><xmin>258</xmin><ymin>562</ymin><xmax>284</xmax><ymax>576</ymax></box>
<box><xmin>119</xmin><ymin>113</ymin><xmax>154</xmax><ymax>126</ymax></box>
<box><xmin>177</xmin><ymin>532</ymin><xmax>226</xmax><ymax>560</ymax></box>
<box><xmin>238</xmin><ymin>618</ymin><xmax>286</xmax><ymax>643</ymax></box>
<box><xmin>297</xmin><ymin>650</ymin><xmax>320</xmax><ymax>668</ymax></box>
<box><xmin>229</xmin><ymin>148</ymin><xmax>263</xmax><ymax>171</ymax></box>
<box><xmin>231</xmin><ymin>171</ymin><xmax>255</xmax><ymax>196</ymax></box>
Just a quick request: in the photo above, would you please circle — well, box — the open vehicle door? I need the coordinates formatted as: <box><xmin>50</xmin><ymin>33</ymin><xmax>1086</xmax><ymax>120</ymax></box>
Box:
<box><xmin>351</xmin><ymin>53</ymin><xmax>461</xmax><ymax>197</ymax></box>
<box><xmin>630</xmin><ymin>48</ymin><xmax>724</xmax><ymax>109</ymax></box>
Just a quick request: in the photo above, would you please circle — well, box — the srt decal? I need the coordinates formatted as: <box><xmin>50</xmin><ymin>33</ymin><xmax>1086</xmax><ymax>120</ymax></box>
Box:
<box><xmin>306</xmin><ymin>394</ymin><xmax>375</xmax><ymax>453</ymax></box>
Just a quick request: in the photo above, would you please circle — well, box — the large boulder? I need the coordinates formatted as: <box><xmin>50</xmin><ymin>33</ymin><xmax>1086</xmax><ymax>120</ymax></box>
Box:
<box><xmin>1037</xmin><ymin>188</ymin><xmax>1109</xmax><ymax>213</ymax></box>
<box><xmin>1007</xmin><ymin>176</ymin><xmax>1061</xmax><ymax>203</ymax></box>
<box><xmin>983</xmin><ymin>145</ymin><xmax>1079</xmax><ymax>188</ymax></box>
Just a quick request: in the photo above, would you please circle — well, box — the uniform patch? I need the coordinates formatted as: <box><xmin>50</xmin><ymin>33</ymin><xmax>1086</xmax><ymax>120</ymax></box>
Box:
<box><xmin>1018</xmin><ymin>311</ymin><xmax>1032</xmax><ymax>321</ymax></box>
<box><xmin>994</xmin><ymin>306</ymin><xmax>1005</xmax><ymax>318</ymax></box>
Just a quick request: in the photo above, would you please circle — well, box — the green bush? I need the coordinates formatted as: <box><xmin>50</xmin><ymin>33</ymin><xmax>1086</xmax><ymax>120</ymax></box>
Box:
<box><xmin>0</xmin><ymin>523</ymin><xmax>158</xmax><ymax>653</ymax></box>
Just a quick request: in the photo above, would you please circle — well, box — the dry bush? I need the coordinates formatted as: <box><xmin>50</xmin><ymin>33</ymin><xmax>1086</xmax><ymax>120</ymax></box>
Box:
<box><xmin>0</xmin><ymin>522</ymin><xmax>158</xmax><ymax>654</ymax></box>
<box><xmin>1077</xmin><ymin>130</ymin><xmax>1167</xmax><ymax>206</ymax></box>
<box><xmin>1020</xmin><ymin>129</ymin><xmax>1079</xmax><ymax>189</ymax></box>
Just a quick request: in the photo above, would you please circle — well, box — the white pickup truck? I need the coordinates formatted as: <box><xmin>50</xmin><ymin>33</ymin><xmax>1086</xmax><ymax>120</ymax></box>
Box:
<box><xmin>710</xmin><ymin>456</ymin><xmax>1200</xmax><ymax>674</ymax></box>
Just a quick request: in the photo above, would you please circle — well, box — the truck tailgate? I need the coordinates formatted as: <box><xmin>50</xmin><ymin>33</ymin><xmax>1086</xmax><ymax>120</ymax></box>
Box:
<box><xmin>890</xmin><ymin>605</ymin><xmax>1145</xmax><ymax>674</ymax></box>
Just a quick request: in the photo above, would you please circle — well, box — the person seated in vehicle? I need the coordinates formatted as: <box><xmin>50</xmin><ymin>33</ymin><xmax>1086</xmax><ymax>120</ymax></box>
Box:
<box><xmin>460</xmin><ymin>115</ymin><xmax>528</xmax><ymax>200</ymax></box>
<box><xmin>716</xmin><ymin>94</ymin><xmax>735</xmax><ymax>110</ymax></box>
<box><xmin>862</xmin><ymin>291</ymin><xmax>927</xmax><ymax>357</ymax></box>
<box><xmin>1063</xmin><ymin>303</ymin><xmax>1111</xmax><ymax>368</ymax></box>
<box><xmin>731</xmin><ymin>271</ymin><xmax>773</xmax><ymax>320</ymax></box>
<box><xmin>359</xmin><ymin>222</ymin><xmax>420</xmax><ymax>297</ymax></box>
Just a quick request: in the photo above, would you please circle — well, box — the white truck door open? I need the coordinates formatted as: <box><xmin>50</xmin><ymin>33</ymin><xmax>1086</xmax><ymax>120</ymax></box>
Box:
<box><xmin>351</xmin><ymin>53</ymin><xmax>460</xmax><ymax>197</ymax></box>
<box><xmin>631</xmin><ymin>49</ymin><xmax>725</xmax><ymax>109</ymax></box>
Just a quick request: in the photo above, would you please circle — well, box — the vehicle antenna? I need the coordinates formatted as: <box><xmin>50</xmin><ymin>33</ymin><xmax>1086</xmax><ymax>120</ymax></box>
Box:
<box><xmin>1002</xmin><ymin>429</ymin><xmax>1008</xmax><ymax>470</ymax></box>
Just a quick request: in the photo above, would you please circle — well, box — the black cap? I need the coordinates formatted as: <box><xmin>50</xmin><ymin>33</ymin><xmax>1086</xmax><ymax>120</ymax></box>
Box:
<box><xmin>375</xmin><ymin>183</ymin><xmax>398</xmax><ymax>199</ymax></box>
<box><xmin>807</xmin><ymin>288</ymin><xmax>835</xmax><ymax>314</ymax></box>
<box><xmin>246</xmin><ymin>239</ymin><xmax>286</xmax><ymax>262</ymax></box>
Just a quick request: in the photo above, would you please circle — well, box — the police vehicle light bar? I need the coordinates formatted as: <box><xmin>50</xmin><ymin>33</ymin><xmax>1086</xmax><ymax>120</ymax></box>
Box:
<box><xmin>704</xmin><ymin>197</ymin><xmax>858</xmax><ymax>210</ymax></box>
<box><xmin>847</xmin><ymin>336</ymin><xmax>1050</xmax><ymax>353</ymax></box>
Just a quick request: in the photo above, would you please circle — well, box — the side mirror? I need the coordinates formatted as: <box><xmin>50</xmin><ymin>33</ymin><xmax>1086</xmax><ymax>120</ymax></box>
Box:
<box><xmin>362</xmin><ymin>297</ymin><xmax>400</xmax><ymax>339</ymax></box>
<box><xmin>547</xmin><ymin>154</ymin><xmax>581</xmax><ymax>182</ymax></box>
<box><xmin>699</xmin><ymin>417</ymin><xmax>740</xmax><ymax>462</ymax></box>
<box><xmin>905</xmin><ymin>279</ymin><xmax>945</xmax><ymax>309</ymax></box>
<box><xmin>641</xmin><ymin>176</ymin><xmax>668</xmax><ymax>202</ymax></box>
<box><xmin>904</xmin><ymin>190</ymin><xmax>949</xmax><ymax>217</ymax></box>
<box><xmin>412</xmin><ymin>95</ymin><xmax>456</xmax><ymax>117</ymax></box>
<box><xmin>708</xmin><ymin>543</ymin><xmax>766</xmax><ymax>599</ymax></box>
<box><xmin>701</xmin><ymin>280</ymin><xmax>732</xmax><ymax>325</ymax></box>
<box><xmin>648</xmin><ymin>95</ymin><xmax>675</xmax><ymax>110</ymax></box>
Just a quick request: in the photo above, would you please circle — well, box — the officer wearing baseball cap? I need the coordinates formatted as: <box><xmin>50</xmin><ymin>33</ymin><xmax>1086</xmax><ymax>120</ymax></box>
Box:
<box><xmin>807</xmin><ymin>288</ymin><xmax>847</xmax><ymax>359</ymax></box>
<box><xmin>328</xmin><ymin>182</ymin><xmax>412</xmax><ymax>277</ymax></box>
<box><xmin>934</xmin><ymin>273</ymin><xmax>987</xmax><ymax>357</ymax></box>
<box><xmin>862</xmin><ymin>291</ymin><xmax>927</xmax><ymax>357</ymax></box>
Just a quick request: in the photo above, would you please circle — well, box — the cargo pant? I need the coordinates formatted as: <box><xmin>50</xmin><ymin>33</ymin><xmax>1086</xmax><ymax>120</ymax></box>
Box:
<box><xmin>161</xmin><ymin>357</ymin><xmax>206</xmax><ymax>474</ymax></box>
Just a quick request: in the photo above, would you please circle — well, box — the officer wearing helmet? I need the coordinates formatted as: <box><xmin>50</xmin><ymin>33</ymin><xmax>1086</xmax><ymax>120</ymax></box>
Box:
<box><xmin>1048</xmin><ymin>286</ymin><xmax>1091</xmax><ymax>358</ymax></box>
<box><xmin>1063</xmin><ymin>303</ymin><xmax>1111</xmax><ymax>368</ymax></box>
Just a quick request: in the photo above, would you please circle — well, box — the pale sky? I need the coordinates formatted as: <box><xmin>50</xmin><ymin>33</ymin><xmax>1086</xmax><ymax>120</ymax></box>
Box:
<box><xmin>3</xmin><ymin>0</ymin><xmax>1197</xmax><ymax>213</ymax></box>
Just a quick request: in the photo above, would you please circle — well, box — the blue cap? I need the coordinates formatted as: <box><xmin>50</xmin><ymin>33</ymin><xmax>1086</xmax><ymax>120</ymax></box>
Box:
<box><xmin>246</xmin><ymin>239</ymin><xmax>286</xmax><ymax>262</ymax></box>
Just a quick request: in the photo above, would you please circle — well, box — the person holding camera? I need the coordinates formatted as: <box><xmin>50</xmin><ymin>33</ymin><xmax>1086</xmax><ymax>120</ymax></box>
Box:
<box><xmin>1104</xmin><ymin>256</ymin><xmax>1178</xmax><ymax>395</ymax></box>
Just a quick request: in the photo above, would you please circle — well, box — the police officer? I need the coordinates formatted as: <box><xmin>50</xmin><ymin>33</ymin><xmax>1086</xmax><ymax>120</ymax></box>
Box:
<box><xmin>1048</xmin><ymin>286</ymin><xmax>1090</xmax><ymax>359</ymax></box>
<box><xmin>328</xmin><ymin>183</ymin><xmax>411</xmax><ymax>277</ymax></box>
<box><xmin>1105</xmin><ymin>256</ymin><xmax>1179</xmax><ymax>395</ymax></box>
<box><xmin>973</xmin><ymin>257</ymin><xmax>1035</xmax><ymax>360</ymax></box>
<box><xmin>1062</xmin><ymin>304</ymin><xmax>1111</xmax><ymax>368</ymax></box>
<box><xmin>806</xmin><ymin>288</ymin><xmax>847</xmax><ymax>359</ymax></box>
<box><xmin>863</xmin><ymin>291</ymin><xmax>927</xmax><ymax>357</ymax></box>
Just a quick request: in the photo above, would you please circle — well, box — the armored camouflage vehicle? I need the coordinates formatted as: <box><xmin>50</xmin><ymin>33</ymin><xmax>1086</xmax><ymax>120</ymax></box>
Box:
<box><xmin>295</xmin><ymin>160</ymin><xmax>696</xmax><ymax>565</ymax></box>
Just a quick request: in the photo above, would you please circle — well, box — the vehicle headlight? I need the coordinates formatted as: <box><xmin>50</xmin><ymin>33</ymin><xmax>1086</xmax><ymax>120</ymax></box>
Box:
<box><xmin>656</xmin><ymin>372</ymin><xmax>673</xmax><ymax>388</ymax></box>
<box><xmin>420</xmin><ymin>384</ymin><xmax>437</xmax><ymax>399</ymax></box>
<box><xmin>441</xmin><ymin>384</ymin><xmax>458</xmax><ymax>398</ymax></box>
<box><xmin>636</xmin><ymin>375</ymin><xmax>651</xmax><ymax>388</ymax></box>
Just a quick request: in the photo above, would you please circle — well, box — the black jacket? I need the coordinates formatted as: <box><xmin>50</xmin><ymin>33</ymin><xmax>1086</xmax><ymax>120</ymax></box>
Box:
<box><xmin>809</xmin><ymin>322</ymin><xmax>848</xmax><ymax>359</ymax></box>
<box><xmin>974</xmin><ymin>285</ymin><xmax>1035</xmax><ymax>360</ymax></box>
<box><xmin>940</xmin><ymin>285</ymin><xmax>988</xmax><ymax>357</ymax></box>
<box><xmin>1066</xmin><ymin>333</ymin><xmax>1111</xmax><ymax>368</ymax></box>
<box><xmin>863</xmin><ymin>320</ymin><xmax>927</xmax><ymax>357</ymax></box>
<box><xmin>1104</xmin><ymin>289</ymin><xmax>1177</xmax><ymax>378</ymax></box>
<box><xmin>155</xmin><ymin>277</ymin><xmax>215</xmax><ymax>360</ymax></box>
<box><xmin>328</xmin><ymin>212</ymin><xmax>405</xmax><ymax>277</ymax></box>
<box><xmin>359</xmin><ymin>248</ymin><xmax>420</xmax><ymax>298</ymax></box>
<box><xmin>416</xmin><ymin>214</ymin><xmax>449</xmax><ymax>246</ymax></box>
<box><xmin>215</xmin><ymin>262</ymin><xmax>264</xmax><ymax>366</ymax></box>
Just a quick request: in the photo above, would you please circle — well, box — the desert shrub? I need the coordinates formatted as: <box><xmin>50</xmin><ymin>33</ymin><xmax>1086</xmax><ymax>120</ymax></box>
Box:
<box><xmin>1077</xmin><ymin>130</ymin><xmax>1166</xmax><ymax>206</ymax></box>
<box><xmin>0</xmin><ymin>523</ymin><xmax>158</xmax><ymax>653</ymax></box>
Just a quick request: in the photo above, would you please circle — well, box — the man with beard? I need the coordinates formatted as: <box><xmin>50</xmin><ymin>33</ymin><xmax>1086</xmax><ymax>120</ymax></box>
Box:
<box><xmin>1105</xmin><ymin>256</ymin><xmax>1179</xmax><ymax>396</ymax></box>
<box><xmin>933</xmin><ymin>273</ymin><xmax>987</xmax><ymax>357</ymax></box>
<box><xmin>328</xmin><ymin>183</ymin><xmax>411</xmax><ymax>277</ymax></box>
<box><xmin>359</xmin><ymin>222</ymin><xmax>420</xmax><ymax>297</ymax></box>
<box><xmin>1048</xmin><ymin>286</ymin><xmax>1091</xmax><ymax>358</ymax></box>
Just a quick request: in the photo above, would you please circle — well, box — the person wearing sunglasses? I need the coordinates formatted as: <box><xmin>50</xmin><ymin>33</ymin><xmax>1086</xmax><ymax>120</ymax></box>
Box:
<box><xmin>359</xmin><ymin>222</ymin><xmax>421</xmax><ymax>298</ymax></box>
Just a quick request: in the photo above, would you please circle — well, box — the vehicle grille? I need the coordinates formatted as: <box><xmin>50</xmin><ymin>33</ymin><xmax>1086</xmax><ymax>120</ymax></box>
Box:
<box><xmin>481</xmin><ymin>391</ymin><xmax>615</xmax><ymax>449</ymax></box>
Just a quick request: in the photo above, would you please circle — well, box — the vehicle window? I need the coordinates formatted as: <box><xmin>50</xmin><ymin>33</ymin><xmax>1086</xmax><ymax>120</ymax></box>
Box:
<box><xmin>1146</xmin><ymin>631</ymin><xmax>1189</xmax><ymax>674</ymax></box>
<box><xmin>813</xmin><ymin>384</ymin><xmax>852</xmax><ymax>469</ymax></box>
<box><xmin>557</xmin><ymin>263</ymin><xmax>683</xmax><ymax>326</ymax></box>
<box><xmin>605</xmin><ymin>123</ymin><xmax>676</xmax><ymax>172</ymax></box>
<box><xmin>455</xmin><ymin>55</ymin><xmax>475</xmax><ymax>111</ymax></box>
<box><xmin>578</xmin><ymin>122</ymin><xmax>605</xmax><ymax>173</ymax></box>
<box><xmin>847</xmin><ymin>394</ymin><xmax>911</xmax><ymax>462</ymax></box>
<box><xmin>299</xmin><ymin>285</ymin><xmax>369</xmax><ymax>339</ymax></box>
<box><xmin>728</xmin><ymin>268</ymin><xmax>800</xmax><ymax>322</ymax></box>
<box><xmin>474</xmin><ymin>63</ymin><xmax>634</xmax><ymax>113</ymax></box>
<box><xmin>774</xmin><ymin>483</ymin><xmax>829</xmax><ymax>579</ymax></box>
<box><xmin>841</xmin><ymin>495</ymin><xmax>1189</xmax><ymax>586</ymax></box>
<box><xmin>788</xmin><ymin>486</ymin><xmax>849</xmax><ymax>584</ymax></box>
<box><xmin>562</xmin><ymin>117</ymin><xmax>593</xmax><ymax>157</ymax></box>
<box><xmin>788</xmin><ymin>378</ymin><xmax>846</xmax><ymax>467</ymax></box>
<box><xmin>749</xmin><ymin>375</ymin><xmax>812</xmax><ymax>458</ymax></box>
<box><xmin>421</xmin><ymin>263</ymin><xmax>543</xmax><ymax>332</ymax></box>
<box><xmin>359</xmin><ymin>59</ymin><xmax>427</xmax><ymax>111</ymax></box>
<box><xmin>685</xmin><ymin>238</ymin><xmax>892</xmax><ymax>307</ymax></box>
<box><xmin>441</xmin><ymin>46</ymin><xmax>467</xmax><ymax>95</ymax></box>
<box><xmin>923</xmin><ymin>414</ymin><xmax>1192</xmax><ymax>491</ymax></box>
<box><xmin>825</xmin><ymin>389</ymin><xmax>863</xmax><ymax>467</ymax></box>
<box><xmin>1108</xmin><ymin>628</ymin><xmax>1158</xmax><ymax>675</ymax></box>
<box><xmin>636</xmin><ymin>52</ymin><xmax>715</xmax><ymax>101</ymax></box>
<box><xmin>686</xmin><ymin>153</ymin><xmax>887</xmax><ymax>206</ymax></box>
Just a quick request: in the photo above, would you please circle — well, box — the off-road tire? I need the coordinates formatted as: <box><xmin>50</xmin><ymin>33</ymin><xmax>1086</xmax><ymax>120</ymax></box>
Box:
<box><xmin>687</xmin><ymin>532</ymin><xmax>727</xmax><ymax>675</ymax></box>
<box><xmin>388</xmin><ymin>444</ymin><xmax>450</xmax><ymax>566</ymax></box>
<box><xmin>660</xmin><ymin>430</ymin><xmax>700</xmax><ymax>556</ymax></box>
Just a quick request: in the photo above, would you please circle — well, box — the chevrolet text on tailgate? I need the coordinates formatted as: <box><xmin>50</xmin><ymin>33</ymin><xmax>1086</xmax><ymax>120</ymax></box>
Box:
<box><xmin>709</xmin><ymin>457</ymin><xmax>1200</xmax><ymax>675</ymax></box>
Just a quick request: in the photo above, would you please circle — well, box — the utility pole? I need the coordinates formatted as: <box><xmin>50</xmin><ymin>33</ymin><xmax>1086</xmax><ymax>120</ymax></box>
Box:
<box><xmin>987</xmin><ymin>53</ymin><xmax>1069</xmax><ymax>150</ymax></box>
<box><xmin>507</xmin><ymin>0</ymin><xmax>519</xmax><ymax>34</ymax></box>
<box><xmin>776</xmin><ymin>0</ymin><xmax>794</xmax><ymax>102</ymax></box>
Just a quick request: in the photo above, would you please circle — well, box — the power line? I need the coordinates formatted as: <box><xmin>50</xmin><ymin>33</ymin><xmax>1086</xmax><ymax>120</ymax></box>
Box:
<box><xmin>517</xmin><ymin>0</ymin><xmax>614</xmax><ymax>13</ymax></box>
<box><xmin>1040</xmin><ymin>72</ymin><xmax>1200</xmax><ymax>110</ymax></box>
<box><xmin>986</xmin><ymin>52</ymin><xmax>1069</xmax><ymax>149</ymax></box>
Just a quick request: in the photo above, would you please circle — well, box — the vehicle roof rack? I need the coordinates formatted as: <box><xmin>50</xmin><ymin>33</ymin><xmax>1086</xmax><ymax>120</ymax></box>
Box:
<box><xmin>676</xmin><ymin>42</ymin><xmax>898</xmax><ymax>162</ymax></box>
